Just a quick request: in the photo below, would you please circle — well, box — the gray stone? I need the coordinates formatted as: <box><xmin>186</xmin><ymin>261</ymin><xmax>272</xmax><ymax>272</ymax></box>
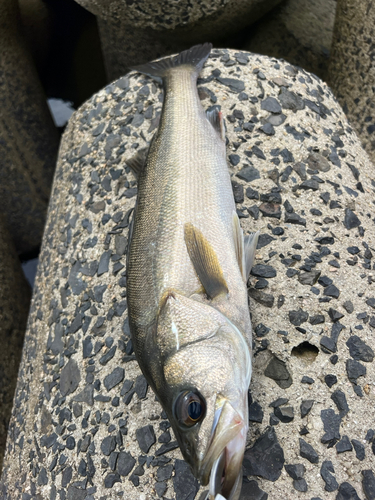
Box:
<box><xmin>0</xmin><ymin>0</ymin><xmax>59</xmax><ymax>254</ymax></box>
<box><xmin>328</xmin><ymin>0</ymin><xmax>375</xmax><ymax>163</ymax></box>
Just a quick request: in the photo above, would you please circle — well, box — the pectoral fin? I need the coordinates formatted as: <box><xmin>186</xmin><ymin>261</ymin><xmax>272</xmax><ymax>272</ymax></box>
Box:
<box><xmin>184</xmin><ymin>223</ymin><xmax>228</xmax><ymax>300</ymax></box>
<box><xmin>125</xmin><ymin>147</ymin><xmax>149</xmax><ymax>178</ymax></box>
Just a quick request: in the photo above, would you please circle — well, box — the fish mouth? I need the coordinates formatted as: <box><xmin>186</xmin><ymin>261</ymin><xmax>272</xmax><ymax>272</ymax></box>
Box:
<box><xmin>199</xmin><ymin>397</ymin><xmax>247</xmax><ymax>500</ymax></box>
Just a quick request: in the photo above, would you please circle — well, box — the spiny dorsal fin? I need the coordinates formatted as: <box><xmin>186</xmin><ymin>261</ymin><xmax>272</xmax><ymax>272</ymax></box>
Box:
<box><xmin>244</xmin><ymin>231</ymin><xmax>260</xmax><ymax>280</ymax></box>
<box><xmin>125</xmin><ymin>147</ymin><xmax>149</xmax><ymax>179</ymax></box>
<box><xmin>184</xmin><ymin>223</ymin><xmax>228</xmax><ymax>300</ymax></box>
<box><xmin>232</xmin><ymin>211</ymin><xmax>246</xmax><ymax>282</ymax></box>
<box><xmin>206</xmin><ymin>107</ymin><xmax>225</xmax><ymax>142</ymax></box>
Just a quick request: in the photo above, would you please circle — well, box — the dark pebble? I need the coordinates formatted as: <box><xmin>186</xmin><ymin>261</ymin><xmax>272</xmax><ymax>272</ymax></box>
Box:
<box><xmin>346</xmin><ymin>335</ymin><xmax>374</xmax><ymax>362</ymax></box>
<box><xmin>362</xmin><ymin>470</ymin><xmax>375</xmax><ymax>500</ymax></box>
<box><xmin>321</xmin><ymin>409</ymin><xmax>341</xmax><ymax>447</ymax></box>
<box><xmin>301</xmin><ymin>376</ymin><xmax>314</xmax><ymax>384</ymax></box>
<box><xmin>325</xmin><ymin>374</ymin><xmax>337</xmax><ymax>388</ymax></box>
<box><xmin>344</xmin><ymin>208</ymin><xmax>361</xmax><ymax>229</ymax></box>
<box><xmin>261</xmin><ymin>96</ymin><xmax>282</xmax><ymax>114</ymax></box>
<box><xmin>248</xmin><ymin>288</ymin><xmax>274</xmax><ymax>308</ymax></box>
<box><xmin>248</xmin><ymin>402</ymin><xmax>264</xmax><ymax>423</ymax></box>
<box><xmin>101</xmin><ymin>436</ymin><xmax>116</xmax><ymax>456</ymax></box>
<box><xmin>346</xmin><ymin>359</ymin><xmax>366</xmax><ymax>383</ymax></box>
<box><xmin>300</xmin><ymin>400</ymin><xmax>314</xmax><ymax>418</ymax></box>
<box><xmin>285</xmin><ymin>212</ymin><xmax>306</xmax><ymax>225</ymax></box>
<box><xmin>336</xmin><ymin>435</ymin><xmax>353</xmax><ymax>453</ymax></box>
<box><xmin>269</xmin><ymin>397</ymin><xmax>289</xmax><ymax>408</ymax></box>
<box><xmin>293</xmin><ymin>478</ymin><xmax>307</xmax><ymax>492</ymax></box>
<box><xmin>254</xmin><ymin>323</ymin><xmax>270</xmax><ymax>337</ymax></box>
<box><xmin>104</xmin><ymin>367</ymin><xmax>125</xmax><ymax>391</ymax></box>
<box><xmin>328</xmin><ymin>308</ymin><xmax>344</xmax><ymax>322</ymax></box>
<box><xmin>259</xmin><ymin>202</ymin><xmax>281</xmax><ymax>219</ymax></box>
<box><xmin>246</xmin><ymin>186</ymin><xmax>259</xmax><ymax>200</ymax></box>
<box><xmin>336</xmin><ymin>482</ymin><xmax>360</xmax><ymax>500</ymax></box>
<box><xmin>247</xmin><ymin>205</ymin><xmax>260</xmax><ymax>220</ymax></box>
<box><xmin>351</xmin><ymin>439</ymin><xmax>365</xmax><ymax>461</ymax></box>
<box><xmin>264</xmin><ymin>357</ymin><xmax>293</xmax><ymax>389</ymax></box>
<box><xmin>136</xmin><ymin>425</ymin><xmax>156</xmax><ymax>454</ymax></box>
<box><xmin>243</xmin><ymin>426</ymin><xmax>285</xmax><ymax>481</ymax></box>
<box><xmin>309</xmin><ymin>314</ymin><xmax>325</xmax><ymax>325</ymax></box>
<box><xmin>298</xmin><ymin>270</ymin><xmax>321</xmax><ymax>286</ymax></box>
<box><xmin>173</xmin><ymin>459</ymin><xmax>199</xmax><ymax>500</ymax></box>
<box><xmin>274</xmin><ymin>406</ymin><xmax>294</xmax><ymax>423</ymax></box>
<box><xmin>331</xmin><ymin>390</ymin><xmax>349</xmax><ymax>417</ymax></box>
<box><xmin>251</xmin><ymin>264</ymin><xmax>277</xmax><ymax>278</ymax></box>
<box><xmin>237</xmin><ymin>166</ymin><xmax>260</xmax><ymax>182</ymax></box>
<box><xmin>324</xmin><ymin>285</ymin><xmax>340</xmax><ymax>299</ymax></box>
<box><xmin>299</xmin><ymin>438</ymin><xmax>319</xmax><ymax>463</ymax></box>
<box><xmin>285</xmin><ymin>464</ymin><xmax>305</xmax><ymax>480</ymax></box>
<box><xmin>104</xmin><ymin>472</ymin><xmax>121</xmax><ymax>488</ymax></box>
<box><xmin>289</xmin><ymin>309</ymin><xmax>309</xmax><ymax>326</ymax></box>
<box><xmin>231</xmin><ymin>180</ymin><xmax>244</xmax><ymax>203</ymax></box>
<box><xmin>240</xmin><ymin>479</ymin><xmax>268</xmax><ymax>500</ymax></box>
<box><xmin>320</xmin><ymin>460</ymin><xmax>338</xmax><ymax>492</ymax></box>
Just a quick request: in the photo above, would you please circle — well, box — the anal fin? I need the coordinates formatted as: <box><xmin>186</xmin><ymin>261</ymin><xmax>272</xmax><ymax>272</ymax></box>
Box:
<box><xmin>184</xmin><ymin>223</ymin><xmax>228</xmax><ymax>300</ymax></box>
<box><xmin>125</xmin><ymin>146</ymin><xmax>149</xmax><ymax>179</ymax></box>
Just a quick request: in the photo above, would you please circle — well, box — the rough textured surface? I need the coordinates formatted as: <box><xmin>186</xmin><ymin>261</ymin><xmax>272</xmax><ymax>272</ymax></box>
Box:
<box><xmin>1</xmin><ymin>49</ymin><xmax>375</xmax><ymax>499</ymax></box>
<box><xmin>0</xmin><ymin>216</ymin><xmax>31</xmax><ymax>473</ymax></box>
<box><xmin>74</xmin><ymin>0</ymin><xmax>282</xmax><ymax>80</ymax></box>
<box><xmin>244</xmin><ymin>0</ymin><xmax>336</xmax><ymax>80</ymax></box>
<box><xmin>0</xmin><ymin>0</ymin><xmax>59</xmax><ymax>254</ymax></box>
<box><xmin>328</xmin><ymin>0</ymin><xmax>375</xmax><ymax>164</ymax></box>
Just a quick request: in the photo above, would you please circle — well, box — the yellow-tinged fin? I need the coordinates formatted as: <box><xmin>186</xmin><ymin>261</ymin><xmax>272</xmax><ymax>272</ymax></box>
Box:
<box><xmin>184</xmin><ymin>223</ymin><xmax>228</xmax><ymax>300</ymax></box>
<box><xmin>130</xmin><ymin>43</ymin><xmax>212</xmax><ymax>84</ymax></box>
<box><xmin>125</xmin><ymin>147</ymin><xmax>149</xmax><ymax>179</ymax></box>
<box><xmin>244</xmin><ymin>231</ymin><xmax>260</xmax><ymax>280</ymax></box>
<box><xmin>206</xmin><ymin>106</ymin><xmax>225</xmax><ymax>142</ymax></box>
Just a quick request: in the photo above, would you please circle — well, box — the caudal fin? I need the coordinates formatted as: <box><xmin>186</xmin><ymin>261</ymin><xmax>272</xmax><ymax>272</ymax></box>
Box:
<box><xmin>130</xmin><ymin>43</ymin><xmax>212</xmax><ymax>84</ymax></box>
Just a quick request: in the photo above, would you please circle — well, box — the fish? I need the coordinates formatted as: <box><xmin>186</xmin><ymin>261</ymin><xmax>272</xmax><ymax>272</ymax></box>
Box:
<box><xmin>126</xmin><ymin>44</ymin><xmax>259</xmax><ymax>500</ymax></box>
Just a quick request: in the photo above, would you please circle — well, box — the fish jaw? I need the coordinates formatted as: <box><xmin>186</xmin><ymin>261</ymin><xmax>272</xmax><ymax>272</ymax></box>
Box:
<box><xmin>199</xmin><ymin>395</ymin><xmax>248</xmax><ymax>500</ymax></box>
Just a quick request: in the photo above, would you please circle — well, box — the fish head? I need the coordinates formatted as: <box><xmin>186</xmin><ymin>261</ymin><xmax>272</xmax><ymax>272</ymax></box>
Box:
<box><xmin>154</xmin><ymin>292</ymin><xmax>251</xmax><ymax>500</ymax></box>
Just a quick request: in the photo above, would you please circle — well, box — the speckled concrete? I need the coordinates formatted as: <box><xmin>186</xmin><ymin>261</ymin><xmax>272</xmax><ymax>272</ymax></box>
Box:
<box><xmin>328</xmin><ymin>0</ymin><xmax>375</xmax><ymax>165</ymax></box>
<box><xmin>0</xmin><ymin>0</ymin><xmax>59</xmax><ymax>255</ymax></box>
<box><xmin>244</xmin><ymin>0</ymin><xmax>336</xmax><ymax>80</ymax></box>
<box><xmin>74</xmin><ymin>0</ymin><xmax>282</xmax><ymax>80</ymax></box>
<box><xmin>0</xmin><ymin>215</ymin><xmax>31</xmax><ymax>474</ymax></box>
<box><xmin>1</xmin><ymin>49</ymin><xmax>375</xmax><ymax>500</ymax></box>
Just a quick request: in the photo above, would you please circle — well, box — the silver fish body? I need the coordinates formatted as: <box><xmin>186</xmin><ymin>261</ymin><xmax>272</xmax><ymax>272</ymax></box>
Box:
<box><xmin>127</xmin><ymin>44</ymin><xmax>258</xmax><ymax>500</ymax></box>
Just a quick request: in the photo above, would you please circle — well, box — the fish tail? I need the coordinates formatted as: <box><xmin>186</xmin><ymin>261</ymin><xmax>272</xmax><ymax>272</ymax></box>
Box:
<box><xmin>130</xmin><ymin>43</ymin><xmax>212</xmax><ymax>84</ymax></box>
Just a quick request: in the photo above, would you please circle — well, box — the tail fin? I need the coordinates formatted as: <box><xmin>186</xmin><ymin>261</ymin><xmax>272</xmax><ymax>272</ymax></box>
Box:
<box><xmin>130</xmin><ymin>43</ymin><xmax>212</xmax><ymax>84</ymax></box>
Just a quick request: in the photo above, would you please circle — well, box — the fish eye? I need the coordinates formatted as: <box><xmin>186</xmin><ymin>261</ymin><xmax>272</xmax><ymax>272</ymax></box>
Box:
<box><xmin>174</xmin><ymin>391</ymin><xmax>206</xmax><ymax>427</ymax></box>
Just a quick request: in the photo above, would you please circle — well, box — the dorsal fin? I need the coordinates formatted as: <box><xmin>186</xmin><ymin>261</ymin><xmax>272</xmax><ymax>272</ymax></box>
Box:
<box><xmin>184</xmin><ymin>223</ymin><xmax>228</xmax><ymax>300</ymax></box>
<box><xmin>125</xmin><ymin>147</ymin><xmax>149</xmax><ymax>179</ymax></box>
<box><xmin>206</xmin><ymin>107</ymin><xmax>225</xmax><ymax>142</ymax></box>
